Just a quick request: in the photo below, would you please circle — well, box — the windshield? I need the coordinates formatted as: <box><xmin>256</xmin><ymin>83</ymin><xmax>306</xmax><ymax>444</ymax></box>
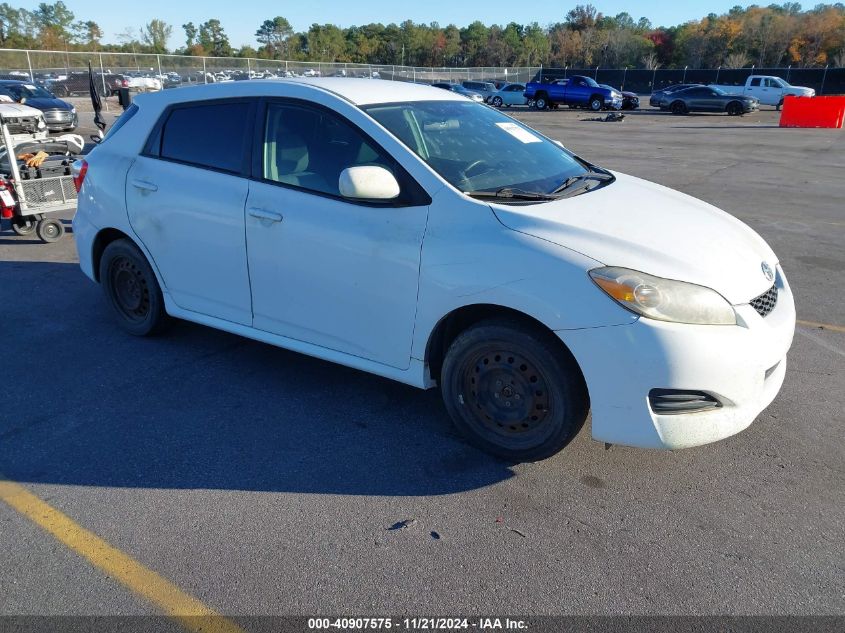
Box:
<box><xmin>0</xmin><ymin>83</ymin><xmax>54</xmax><ymax>100</ymax></box>
<box><xmin>580</xmin><ymin>76</ymin><xmax>600</xmax><ymax>88</ymax></box>
<box><xmin>363</xmin><ymin>100</ymin><xmax>589</xmax><ymax>195</ymax></box>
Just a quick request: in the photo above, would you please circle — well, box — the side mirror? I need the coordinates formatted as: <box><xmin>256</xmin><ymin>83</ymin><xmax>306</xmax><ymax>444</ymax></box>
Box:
<box><xmin>339</xmin><ymin>166</ymin><xmax>400</xmax><ymax>200</ymax></box>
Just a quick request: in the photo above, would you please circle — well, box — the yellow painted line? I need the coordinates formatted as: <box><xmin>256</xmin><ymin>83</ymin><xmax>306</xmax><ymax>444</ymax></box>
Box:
<box><xmin>0</xmin><ymin>477</ymin><xmax>245</xmax><ymax>633</ymax></box>
<box><xmin>797</xmin><ymin>319</ymin><xmax>845</xmax><ymax>334</ymax></box>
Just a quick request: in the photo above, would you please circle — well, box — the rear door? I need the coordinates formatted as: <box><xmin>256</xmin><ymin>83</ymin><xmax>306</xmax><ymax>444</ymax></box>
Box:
<box><xmin>126</xmin><ymin>99</ymin><xmax>255</xmax><ymax>325</ymax></box>
<box><xmin>744</xmin><ymin>77</ymin><xmax>763</xmax><ymax>101</ymax></box>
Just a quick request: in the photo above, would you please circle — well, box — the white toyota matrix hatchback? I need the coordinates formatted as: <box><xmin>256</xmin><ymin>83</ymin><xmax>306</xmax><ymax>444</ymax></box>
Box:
<box><xmin>73</xmin><ymin>79</ymin><xmax>795</xmax><ymax>461</ymax></box>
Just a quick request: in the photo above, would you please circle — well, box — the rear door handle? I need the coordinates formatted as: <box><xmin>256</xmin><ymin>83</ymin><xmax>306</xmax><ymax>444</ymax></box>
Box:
<box><xmin>131</xmin><ymin>179</ymin><xmax>158</xmax><ymax>192</ymax></box>
<box><xmin>248</xmin><ymin>207</ymin><xmax>283</xmax><ymax>223</ymax></box>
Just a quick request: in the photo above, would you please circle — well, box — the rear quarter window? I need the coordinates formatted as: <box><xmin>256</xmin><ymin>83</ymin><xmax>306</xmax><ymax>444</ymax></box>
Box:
<box><xmin>158</xmin><ymin>101</ymin><xmax>252</xmax><ymax>174</ymax></box>
<box><xmin>102</xmin><ymin>103</ymin><xmax>138</xmax><ymax>142</ymax></box>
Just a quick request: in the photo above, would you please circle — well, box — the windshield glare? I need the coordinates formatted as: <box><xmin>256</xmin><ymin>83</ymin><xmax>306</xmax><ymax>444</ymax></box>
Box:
<box><xmin>363</xmin><ymin>101</ymin><xmax>588</xmax><ymax>195</ymax></box>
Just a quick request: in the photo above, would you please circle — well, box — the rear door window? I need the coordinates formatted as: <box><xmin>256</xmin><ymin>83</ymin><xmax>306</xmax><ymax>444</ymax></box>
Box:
<box><xmin>158</xmin><ymin>101</ymin><xmax>252</xmax><ymax>174</ymax></box>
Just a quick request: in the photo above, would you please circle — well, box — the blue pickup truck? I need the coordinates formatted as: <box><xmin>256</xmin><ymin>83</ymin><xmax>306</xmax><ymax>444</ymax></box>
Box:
<box><xmin>524</xmin><ymin>75</ymin><xmax>623</xmax><ymax>111</ymax></box>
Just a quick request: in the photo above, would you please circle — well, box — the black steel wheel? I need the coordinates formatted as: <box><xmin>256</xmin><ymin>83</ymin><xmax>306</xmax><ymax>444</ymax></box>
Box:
<box><xmin>99</xmin><ymin>239</ymin><xmax>168</xmax><ymax>336</ymax></box>
<box><xmin>726</xmin><ymin>101</ymin><xmax>744</xmax><ymax>116</ymax></box>
<box><xmin>671</xmin><ymin>100</ymin><xmax>688</xmax><ymax>115</ymax></box>
<box><xmin>491</xmin><ymin>96</ymin><xmax>503</xmax><ymax>107</ymax></box>
<box><xmin>36</xmin><ymin>218</ymin><xmax>64</xmax><ymax>243</ymax></box>
<box><xmin>441</xmin><ymin>319</ymin><xmax>588</xmax><ymax>461</ymax></box>
<box><xmin>11</xmin><ymin>217</ymin><xmax>37</xmax><ymax>236</ymax></box>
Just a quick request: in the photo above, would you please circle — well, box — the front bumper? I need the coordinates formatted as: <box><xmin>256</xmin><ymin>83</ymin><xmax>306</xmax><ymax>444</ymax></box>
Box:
<box><xmin>43</xmin><ymin>109</ymin><xmax>77</xmax><ymax>130</ymax></box>
<box><xmin>558</xmin><ymin>266</ymin><xmax>795</xmax><ymax>449</ymax></box>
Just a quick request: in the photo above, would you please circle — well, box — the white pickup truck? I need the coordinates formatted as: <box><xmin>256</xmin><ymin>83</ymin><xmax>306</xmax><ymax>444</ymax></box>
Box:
<box><xmin>711</xmin><ymin>75</ymin><xmax>815</xmax><ymax>109</ymax></box>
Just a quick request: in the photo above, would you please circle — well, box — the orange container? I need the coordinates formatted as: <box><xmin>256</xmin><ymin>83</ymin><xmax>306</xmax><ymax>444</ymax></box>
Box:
<box><xmin>779</xmin><ymin>95</ymin><xmax>845</xmax><ymax>128</ymax></box>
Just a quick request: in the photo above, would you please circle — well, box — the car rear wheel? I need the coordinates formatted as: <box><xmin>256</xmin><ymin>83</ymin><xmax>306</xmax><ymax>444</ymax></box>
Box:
<box><xmin>726</xmin><ymin>101</ymin><xmax>744</xmax><ymax>116</ymax></box>
<box><xmin>491</xmin><ymin>96</ymin><xmax>503</xmax><ymax>107</ymax></box>
<box><xmin>671</xmin><ymin>100</ymin><xmax>688</xmax><ymax>115</ymax></box>
<box><xmin>99</xmin><ymin>239</ymin><xmax>169</xmax><ymax>336</ymax></box>
<box><xmin>441</xmin><ymin>319</ymin><xmax>588</xmax><ymax>462</ymax></box>
<box><xmin>534</xmin><ymin>96</ymin><xmax>548</xmax><ymax>110</ymax></box>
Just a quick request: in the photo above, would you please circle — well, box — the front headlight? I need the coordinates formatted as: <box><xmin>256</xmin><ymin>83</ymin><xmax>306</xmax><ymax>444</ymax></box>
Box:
<box><xmin>71</xmin><ymin>107</ymin><xmax>76</xmax><ymax>113</ymax></box>
<box><xmin>589</xmin><ymin>266</ymin><xmax>736</xmax><ymax>325</ymax></box>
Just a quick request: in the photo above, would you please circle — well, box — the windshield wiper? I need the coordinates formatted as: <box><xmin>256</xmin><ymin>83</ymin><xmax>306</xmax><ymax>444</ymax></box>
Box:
<box><xmin>551</xmin><ymin>170</ymin><xmax>614</xmax><ymax>196</ymax></box>
<box><xmin>467</xmin><ymin>187</ymin><xmax>559</xmax><ymax>201</ymax></box>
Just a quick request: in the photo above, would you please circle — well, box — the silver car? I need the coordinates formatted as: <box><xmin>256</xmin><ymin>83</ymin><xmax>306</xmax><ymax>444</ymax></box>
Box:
<box><xmin>489</xmin><ymin>83</ymin><xmax>527</xmax><ymax>108</ymax></box>
<box><xmin>461</xmin><ymin>80</ymin><xmax>498</xmax><ymax>102</ymax></box>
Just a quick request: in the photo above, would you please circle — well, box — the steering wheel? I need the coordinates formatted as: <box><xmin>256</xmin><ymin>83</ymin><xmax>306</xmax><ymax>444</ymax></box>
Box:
<box><xmin>459</xmin><ymin>159</ymin><xmax>492</xmax><ymax>182</ymax></box>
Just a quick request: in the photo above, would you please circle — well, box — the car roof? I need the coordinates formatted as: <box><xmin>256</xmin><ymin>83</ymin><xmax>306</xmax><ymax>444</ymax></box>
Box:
<box><xmin>136</xmin><ymin>78</ymin><xmax>466</xmax><ymax>107</ymax></box>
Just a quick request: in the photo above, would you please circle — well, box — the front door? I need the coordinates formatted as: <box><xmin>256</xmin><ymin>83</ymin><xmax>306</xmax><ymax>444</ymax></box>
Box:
<box><xmin>244</xmin><ymin>101</ymin><xmax>429</xmax><ymax>369</ymax></box>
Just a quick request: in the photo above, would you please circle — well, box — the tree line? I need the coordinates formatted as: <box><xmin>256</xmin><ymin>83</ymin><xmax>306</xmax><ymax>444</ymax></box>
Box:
<box><xmin>1</xmin><ymin>1</ymin><xmax>844</xmax><ymax>68</ymax></box>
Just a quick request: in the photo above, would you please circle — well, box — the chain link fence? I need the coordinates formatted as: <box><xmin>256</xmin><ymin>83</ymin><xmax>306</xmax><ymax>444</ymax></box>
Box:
<box><xmin>0</xmin><ymin>48</ymin><xmax>539</xmax><ymax>90</ymax></box>
<box><xmin>2</xmin><ymin>49</ymin><xmax>843</xmax><ymax>96</ymax></box>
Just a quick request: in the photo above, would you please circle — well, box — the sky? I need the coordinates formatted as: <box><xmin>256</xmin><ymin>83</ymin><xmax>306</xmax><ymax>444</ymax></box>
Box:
<box><xmin>18</xmin><ymin>1</ymin><xmax>764</xmax><ymax>49</ymax></box>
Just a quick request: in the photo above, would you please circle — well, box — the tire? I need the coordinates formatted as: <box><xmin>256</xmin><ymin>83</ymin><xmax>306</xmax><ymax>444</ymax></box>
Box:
<box><xmin>99</xmin><ymin>239</ymin><xmax>169</xmax><ymax>336</ymax></box>
<box><xmin>534</xmin><ymin>95</ymin><xmax>548</xmax><ymax>110</ymax></box>
<box><xmin>491</xmin><ymin>96</ymin><xmax>503</xmax><ymax>107</ymax></box>
<box><xmin>11</xmin><ymin>217</ymin><xmax>37</xmax><ymax>236</ymax></box>
<box><xmin>55</xmin><ymin>86</ymin><xmax>69</xmax><ymax>97</ymax></box>
<box><xmin>441</xmin><ymin>318</ymin><xmax>589</xmax><ymax>462</ymax></box>
<box><xmin>671</xmin><ymin>100</ymin><xmax>688</xmax><ymax>115</ymax></box>
<box><xmin>726</xmin><ymin>101</ymin><xmax>744</xmax><ymax>116</ymax></box>
<box><xmin>777</xmin><ymin>98</ymin><xmax>784</xmax><ymax>111</ymax></box>
<box><xmin>36</xmin><ymin>218</ymin><xmax>64</xmax><ymax>243</ymax></box>
<box><xmin>589</xmin><ymin>95</ymin><xmax>603</xmax><ymax>111</ymax></box>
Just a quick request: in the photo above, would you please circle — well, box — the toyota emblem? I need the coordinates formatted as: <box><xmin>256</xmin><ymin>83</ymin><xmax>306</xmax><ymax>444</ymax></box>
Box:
<box><xmin>761</xmin><ymin>262</ymin><xmax>774</xmax><ymax>282</ymax></box>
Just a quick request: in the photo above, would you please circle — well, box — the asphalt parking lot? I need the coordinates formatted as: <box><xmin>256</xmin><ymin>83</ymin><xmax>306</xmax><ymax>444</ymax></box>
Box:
<box><xmin>1</xmin><ymin>100</ymin><xmax>843</xmax><ymax>624</ymax></box>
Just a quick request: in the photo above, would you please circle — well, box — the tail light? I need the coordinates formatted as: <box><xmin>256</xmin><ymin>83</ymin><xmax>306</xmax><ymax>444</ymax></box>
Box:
<box><xmin>0</xmin><ymin>180</ymin><xmax>15</xmax><ymax>218</ymax></box>
<box><xmin>73</xmin><ymin>159</ymin><xmax>88</xmax><ymax>192</ymax></box>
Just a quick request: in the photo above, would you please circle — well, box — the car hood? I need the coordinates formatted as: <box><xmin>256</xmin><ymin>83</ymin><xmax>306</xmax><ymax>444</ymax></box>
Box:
<box><xmin>621</xmin><ymin>91</ymin><xmax>638</xmax><ymax>98</ymax></box>
<box><xmin>488</xmin><ymin>172</ymin><xmax>778</xmax><ymax>305</ymax></box>
<box><xmin>21</xmin><ymin>97</ymin><xmax>73</xmax><ymax>110</ymax></box>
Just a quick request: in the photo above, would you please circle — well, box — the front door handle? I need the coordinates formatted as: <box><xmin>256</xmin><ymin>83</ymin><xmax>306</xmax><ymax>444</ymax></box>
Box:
<box><xmin>248</xmin><ymin>207</ymin><xmax>283</xmax><ymax>223</ymax></box>
<box><xmin>131</xmin><ymin>179</ymin><xmax>158</xmax><ymax>192</ymax></box>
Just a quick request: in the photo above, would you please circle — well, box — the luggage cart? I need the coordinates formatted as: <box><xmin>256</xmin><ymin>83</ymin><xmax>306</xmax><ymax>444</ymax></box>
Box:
<box><xmin>0</xmin><ymin>110</ymin><xmax>80</xmax><ymax>243</ymax></box>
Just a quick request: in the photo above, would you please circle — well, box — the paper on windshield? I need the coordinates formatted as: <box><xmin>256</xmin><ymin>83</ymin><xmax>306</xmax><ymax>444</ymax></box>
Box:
<box><xmin>495</xmin><ymin>121</ymin><xmax>541</xmax><ymax>144</ymax></box>
<box><xmin>24</xmin><ymin>85</ymin><xmax>36</xmax><ymax>90</ymax></box>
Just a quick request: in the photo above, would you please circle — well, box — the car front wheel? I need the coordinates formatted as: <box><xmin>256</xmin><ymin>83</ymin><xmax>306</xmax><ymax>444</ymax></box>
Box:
<box><xmin>491</xmin><ymin>96</ymin><xmax>503</xmax><ymax>107</ymax></box>
<box><xmin>441</xmin><ymin>319</ymin><xmax>588</xmax><ymax>462</ymax></box>
<box><xmin>99</xmin><ymin>239</ymin><xmax>169</xmax><ymax>336</ymax></box>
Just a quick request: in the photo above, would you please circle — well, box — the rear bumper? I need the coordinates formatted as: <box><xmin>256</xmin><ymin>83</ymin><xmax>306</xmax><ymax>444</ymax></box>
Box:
<box><xmin>72</xmin><ymin>209</ymin><xmax>98</xmax><ymax>282</ymax></box>
<box><xmin>558</xmin><ymin>266</ymin><xmax>796</xmax><ymax>449</ymax></box>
